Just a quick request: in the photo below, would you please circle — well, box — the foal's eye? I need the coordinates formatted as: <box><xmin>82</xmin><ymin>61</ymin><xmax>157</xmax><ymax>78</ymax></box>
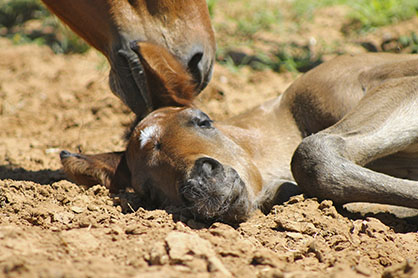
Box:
<box><xmin>190</xmin><ymin>111</ymin><xmax>214</xmax><ymax>129</ymax></box>
<box><xmin>198</xmin><ymin>119</ymin><xmax>213</xmax><ymax>128</ymax></box>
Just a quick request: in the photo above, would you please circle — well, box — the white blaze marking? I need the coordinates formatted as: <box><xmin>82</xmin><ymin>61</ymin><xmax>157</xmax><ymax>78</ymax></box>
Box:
<box><xmin>139</xmin><ymin>125</ymin><xmax>160</xmax><ymax>148</ymax></box>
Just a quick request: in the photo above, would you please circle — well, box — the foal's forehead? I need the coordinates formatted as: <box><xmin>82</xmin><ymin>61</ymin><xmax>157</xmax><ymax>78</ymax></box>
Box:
<box><xmin>133</xmin><ymin>107</ymin><xmax>187</xmax><ymax>147</ymax></box>
<box><xmin>139</xmin><ymin>107</ymin><xmax>183</xmax><ymax>126</ymax></box>
<box><xmin>139</xmin><ymin>125</ymin><xmax>161</xmax><ymax>149</ymax></box>
<box><xmin>137</xmin><ymin>106</ymin><xmax>202</xmax><ymax>127</ymax></box>
<box><xmin>133</xmin><ymin>106</ymin><xmax>207</xmax><ymax>140</ymax></box>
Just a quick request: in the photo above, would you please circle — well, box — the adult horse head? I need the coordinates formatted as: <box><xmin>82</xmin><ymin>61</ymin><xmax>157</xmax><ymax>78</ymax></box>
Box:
<box><xmin>42</xmin><ymin>0</ymin><xmax>216</xmax><ymax>117</ymax></box>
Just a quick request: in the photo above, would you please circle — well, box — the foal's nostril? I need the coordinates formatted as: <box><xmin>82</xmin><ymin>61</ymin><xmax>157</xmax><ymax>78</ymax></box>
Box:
<box><xmin>188</xmin><ymin>51</ymin><xmax>204</xmax><ymax>86</ymax></box>
<box><xmin>201</xmin><ymin>160</ymin><xmax>214</xmax><ymax>176</ymax></box>
<box><xmin>195</xmin><ymin>157</ymin><xmax>223</xmax><ymax>177</ymax></box>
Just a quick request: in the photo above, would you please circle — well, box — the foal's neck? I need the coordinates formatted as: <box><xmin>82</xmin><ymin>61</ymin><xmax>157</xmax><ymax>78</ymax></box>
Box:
<box><xmin>220</xmin><ymin>95</ymin><xmax>302</xmax><ymax>183</ymax></box>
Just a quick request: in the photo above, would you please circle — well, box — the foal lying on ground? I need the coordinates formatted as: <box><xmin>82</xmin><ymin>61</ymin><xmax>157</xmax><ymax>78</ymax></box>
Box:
<box><xmin>61</xmin><ymin>42</ymin><xmax>418</xmax><ymax>223</ymax></box>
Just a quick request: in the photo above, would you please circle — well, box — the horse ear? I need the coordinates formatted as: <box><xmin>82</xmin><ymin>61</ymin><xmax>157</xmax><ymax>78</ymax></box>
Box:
<box><xmin>131</xmin><ymin>42</ymin><xmax>198</xmax><ymax>110</ymax></box>
<box><xmin>60</xmin><ymin>150</ymin><xmax>131</xmax><ymax>193</ymax></box>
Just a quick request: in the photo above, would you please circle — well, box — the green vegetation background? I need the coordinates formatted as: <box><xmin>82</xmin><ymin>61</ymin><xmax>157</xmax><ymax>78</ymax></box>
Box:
<box><xmin>1</xmin><ymin>0</ymin><xmax>417</xmax><ymax>72</ymax></box>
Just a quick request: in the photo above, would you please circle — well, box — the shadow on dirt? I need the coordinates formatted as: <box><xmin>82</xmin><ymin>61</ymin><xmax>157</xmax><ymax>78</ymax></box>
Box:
<box><xmin>0</xmin><ymin>165</ymin><xmax>65</xmax><ymax>185</ymax></box>
<box><xmin>338</xmin><ymin>205</ymin><xmax>418</xmax><ymax>233</ymax></box>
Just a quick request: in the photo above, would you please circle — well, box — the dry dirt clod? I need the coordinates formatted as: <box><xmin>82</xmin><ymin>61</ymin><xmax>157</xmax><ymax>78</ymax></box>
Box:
<box><xmin>70</xmin><ymin>206</ymin><xmax>84</xmax><ymax>214</ymax></box>
<box><xmin>382</xmin><ymin>260</ymin><xmax>416</xmax><ymax>278</ymax></box>
<box><xmin>125</xmin><ymin>225</ymin><xmax>144</xmax><ymax>235</ymax></box>
<box><xmin>251</xmin><ymin>248</ymin><xmax>284</xmax><ymax>268</ymax></box>
<box><xmin>148</xmin><ymin>241</ymin><xmax>169</xmax><ymax>265</ymax></box>
<box><xmin>165</xmin><ymin>231</ymin><xmax>232</xmax><ymax>277</ymax></box>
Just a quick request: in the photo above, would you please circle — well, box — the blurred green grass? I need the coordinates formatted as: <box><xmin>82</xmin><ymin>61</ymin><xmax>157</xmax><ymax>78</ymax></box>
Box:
<box><xmin>213</xmin><ymin>0</ymin><xmax>418</xmax><ymax>72</ymax></box>
<box><xmin>347</xmin><ymin>0</ymin><xmax>418</xmax><ymax>33</ymax></box>
<box><xmin>291</xmin><ymin>0</ymin><xmax>418</xmax><ymax>31</ymax></box>
<box><xmin>2</xmin><ymin>0</ymin><xmax>417</xmax><ymax>70</ymax></box>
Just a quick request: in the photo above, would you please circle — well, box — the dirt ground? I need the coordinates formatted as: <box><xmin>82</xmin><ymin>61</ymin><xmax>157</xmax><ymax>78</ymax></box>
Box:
<box><xmin>1</xmin><ymin>7</ymin><xmax>418</xmax><ymax>278</ymax></box>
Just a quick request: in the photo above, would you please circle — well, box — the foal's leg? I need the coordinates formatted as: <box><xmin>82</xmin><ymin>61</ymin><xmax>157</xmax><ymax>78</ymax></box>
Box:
<box><xmin>291</xmin><ymin>76</ymin><xmax>418</xmax><ymax>208</ymax></box>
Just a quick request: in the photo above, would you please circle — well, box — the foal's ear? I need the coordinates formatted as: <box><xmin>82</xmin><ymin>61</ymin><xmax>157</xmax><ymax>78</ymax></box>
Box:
<box><xmin>60</xmin><ymin>150</ymin><xmax>131</xmax><ymax>193</ymax></box>
<box><xmin>131</xmin><ymin>42</ymin><xmax>198</xmax><ymax>110</ymax></box>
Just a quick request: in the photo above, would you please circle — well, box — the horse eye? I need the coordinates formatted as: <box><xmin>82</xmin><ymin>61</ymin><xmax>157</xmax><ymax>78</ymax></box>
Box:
<box><xmin>198</xmin><ymin>119</ymin><xmax>213</xmax><ymax>128</ymax></box>
<box><xmin>189</xmin><ymin>111</ymin><xmax>213</xmax><ymax>129</ymax></box>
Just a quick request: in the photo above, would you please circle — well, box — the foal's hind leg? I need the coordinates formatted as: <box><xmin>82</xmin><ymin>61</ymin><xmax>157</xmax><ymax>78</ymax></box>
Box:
<box><xmin>291</xmin><ymin>76</ymin><xmax>418</xmax><ymax>209</ymax></box>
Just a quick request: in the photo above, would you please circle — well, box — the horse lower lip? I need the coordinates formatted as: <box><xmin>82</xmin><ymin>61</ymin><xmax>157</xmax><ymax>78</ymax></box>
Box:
<box><xmin>201</xmin><ymin>60</ymin><xmax>214</xmax><ymax>92</ymax></box>
<box><xmin>198</xmin><ymin>77</ymin><xmax>210</xmax><ymax>92</ymax></box>
<box><xmin>196</xmin><ymin>68</ymin><xmax>212</xmax><ymax>92</ymax></box>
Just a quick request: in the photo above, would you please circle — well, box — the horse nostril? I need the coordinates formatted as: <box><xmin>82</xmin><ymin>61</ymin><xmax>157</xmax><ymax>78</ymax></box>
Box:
<box><xmin>196</xmin><ymin>157</ymin><xmax>223</xmax><ymax>177</ymax></box>
<box><xmin>188</xmin><ymin>51</ymin><xmax>203</xmax><ymax>87</ymax></box>
<box><xmin>201</xmin><ymin>160</ymin><xmax>213</xmax><ymax>176</ymax></box>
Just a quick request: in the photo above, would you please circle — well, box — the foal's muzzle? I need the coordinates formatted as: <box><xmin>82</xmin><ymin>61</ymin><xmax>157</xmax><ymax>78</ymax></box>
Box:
<box><xmin>180</xmin><ymin>157</ymin><xmax>252</xmax><ymax>223</ymax></box>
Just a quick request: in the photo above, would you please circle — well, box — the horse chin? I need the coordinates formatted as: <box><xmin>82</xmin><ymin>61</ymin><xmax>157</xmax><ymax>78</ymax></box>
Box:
<box><xmin>179</xmin><ymin>157</ymin><xmax>253</xmax><ymax>223</ymax></box>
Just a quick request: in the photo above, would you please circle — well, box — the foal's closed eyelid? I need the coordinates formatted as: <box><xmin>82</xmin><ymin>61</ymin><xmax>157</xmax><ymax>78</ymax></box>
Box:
<box><xmin>197</xmin><ymin>119</ymin><xmax>213</xmax><ymax>128</ymax></box>
<box><xmin>189</xmin><ymin>114</ymin><xmax>214</xmax><ymax>129</ymax></box>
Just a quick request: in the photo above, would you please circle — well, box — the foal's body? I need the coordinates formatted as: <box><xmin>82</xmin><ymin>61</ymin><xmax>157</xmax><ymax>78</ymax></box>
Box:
<box><xmin>219</xmin><ymin>53</ymin><xmax>418</xmax><ymax>208</ymax></box>
<box><xmin>61</xmin><ymin>45</ymin><xmax>418</xmax><ymax>223</ymax></box>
